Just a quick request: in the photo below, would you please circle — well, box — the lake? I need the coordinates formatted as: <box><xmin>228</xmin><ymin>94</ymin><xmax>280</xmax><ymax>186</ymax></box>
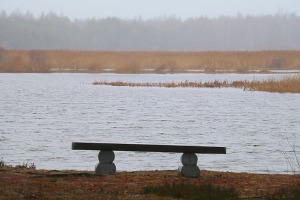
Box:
<box><xmin>0</xmin><ymin>73</ymin><xmax>299</xmax><ymax>174</ymax></box>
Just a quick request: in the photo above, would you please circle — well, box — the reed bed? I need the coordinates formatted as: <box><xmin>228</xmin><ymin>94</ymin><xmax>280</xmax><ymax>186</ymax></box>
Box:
<box><xmin>93</xmin><ymin>80</ymin><xmax>230</xmax><ymax>88</ymax></box>
<box><xmin>245</xmin><ymin>75</ymin><xmax>300</xmax><ymax>93</ymax></box>
<box><xmin>1</xmin><ymin>49</ymin><xmax>300</xmax><ymax>73</ymax></box>
<box><xmin>93</xmin><ymin>75</ymin><xmax>300</xmax><ymax>93</ymax></box>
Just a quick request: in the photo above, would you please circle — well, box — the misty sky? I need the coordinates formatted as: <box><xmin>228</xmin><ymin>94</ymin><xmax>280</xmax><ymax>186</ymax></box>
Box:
<box><xmin>1</xmin><ymin>0</ymin><xmax>299</xmax><ymax>20</ymax></box>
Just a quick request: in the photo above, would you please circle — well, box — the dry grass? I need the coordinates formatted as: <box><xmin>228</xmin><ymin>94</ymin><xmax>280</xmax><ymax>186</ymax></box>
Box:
<box><xmin>245</xmin><ymin>75</ymin><xmax>300</xmax><ymax>93</ymax></box>
<box><xmin>1</xmin><ymin>49</ymin><xmax>300</xmax><ymax>73</ymax></box>
<box><xmin>1</xmin><ymin>166</ymin><xmax>299</xmax><ymax>200</ymax></box>
<box><xmin>93</xmin><ymin>75</ymin><xmax>300</xmax><ymax>93</ymax></box>
<box><xmin>93</xmin><ymin>80</ymin><xmax>230</xmax><ymax>88</ymax></box>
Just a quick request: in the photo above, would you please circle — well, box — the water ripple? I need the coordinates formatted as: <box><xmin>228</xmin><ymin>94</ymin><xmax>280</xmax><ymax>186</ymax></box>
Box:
<box><xmin>0</xmin><ymin>73</ymin><xmax>299</xmax><ymax>174</ymax></box>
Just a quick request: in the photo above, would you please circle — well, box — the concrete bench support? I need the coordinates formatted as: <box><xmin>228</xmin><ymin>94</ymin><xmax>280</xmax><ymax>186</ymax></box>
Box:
<box><xmin>95</xmin><ymin>150</ymin><xmax>116</xmax><ymax>175</ymax></box>
<box><xmin>180</xmin><ymin>153</ymin><xmax>200</xmax><ymax>177</ymax></box>
<box><xmin>72</xmin><ymin>142</ymin><xmax>226</xmax><ymax>178</ymax></box>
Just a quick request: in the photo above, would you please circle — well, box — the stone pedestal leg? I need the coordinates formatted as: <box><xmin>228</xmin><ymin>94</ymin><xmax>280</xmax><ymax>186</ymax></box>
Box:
<box><xmin>179</xmin><ymin>153</ymin><xmax>200</xmax><ymax>178</ymax></box>
<box><xmin>95</xmin><ymin>150</ymin><xmax>116</xmax><ymax>175</ymax></box>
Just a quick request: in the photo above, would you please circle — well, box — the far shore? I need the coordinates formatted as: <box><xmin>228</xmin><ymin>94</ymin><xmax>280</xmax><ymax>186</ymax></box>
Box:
<box><xmin>1</xmin><ymin>49</ymin><xmax>300</xmax><ymax>73</ymax></box>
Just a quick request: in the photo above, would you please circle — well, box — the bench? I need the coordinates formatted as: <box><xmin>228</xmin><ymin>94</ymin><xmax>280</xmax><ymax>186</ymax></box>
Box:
<box><xmin>72</xmin><ymin>142</ymin><xmax>226</xmax><ymax>178</ymax></box>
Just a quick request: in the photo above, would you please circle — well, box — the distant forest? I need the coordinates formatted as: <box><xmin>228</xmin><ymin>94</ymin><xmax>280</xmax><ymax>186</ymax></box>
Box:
<box><xmin>0</xmin><ymin>11</ymin><xmax>300</xmax><ymax>51</ymax></box>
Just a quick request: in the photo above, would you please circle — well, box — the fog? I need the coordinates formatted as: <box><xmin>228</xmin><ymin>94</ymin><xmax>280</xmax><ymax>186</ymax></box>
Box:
<box><xmin>0</xmin><ymin>11</ymin><xmax>299</xmax><ymax>51</ymax></box>
<box><xmin>2</xmin><ymin>0</ymin><xmax>299</xmax><ymax>21</ymax></box>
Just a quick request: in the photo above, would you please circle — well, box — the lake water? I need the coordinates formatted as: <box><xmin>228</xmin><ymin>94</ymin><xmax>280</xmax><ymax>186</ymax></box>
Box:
<box><xmin>0</xmin><ymin>73</ymin><xmax>299</xmax><ymax>174</ymax></box>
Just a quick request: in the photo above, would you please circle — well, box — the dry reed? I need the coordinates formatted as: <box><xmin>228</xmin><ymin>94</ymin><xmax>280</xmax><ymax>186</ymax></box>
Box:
<box><xmin>93</xmin><ymin>75</ymin><xmax>300</xmax><ymax>93</ymax></box>
<box><xmin>1</xmin><ymin>49</ymin><xmax>300</xmax><ymax>73</ymax></box>
<box><xmin>244</xmin><ymin>75</ymin><xmax>300</xmax><ymax>93</ymax></box>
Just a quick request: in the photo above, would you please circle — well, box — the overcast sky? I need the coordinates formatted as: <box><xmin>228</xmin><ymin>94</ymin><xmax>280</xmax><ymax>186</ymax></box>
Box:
<box><xmin>1</xmin><ymin>0</ymin><xmax>299</xmax><ymax>19</ymax></box>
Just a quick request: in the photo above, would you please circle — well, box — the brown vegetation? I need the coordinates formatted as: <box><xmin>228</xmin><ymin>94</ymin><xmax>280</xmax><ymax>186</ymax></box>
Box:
<box><xmin>1</xmin><ymin>49</ymin><xmax>300</xmax><ymax>73</ymax></box>
<box><xmin>93</xmin><ymin>75</ymin><xmax>300</xmax><ymax>93</ymax></box>
<box><xmin>0</xmin><ymin>165</ymin><xmax>299</xmax><ymax>200</ymax></box>
<box><xmin>245</xmin><ymin>75</ymin><xmax>300</xmax><ymax>93</ymax></box>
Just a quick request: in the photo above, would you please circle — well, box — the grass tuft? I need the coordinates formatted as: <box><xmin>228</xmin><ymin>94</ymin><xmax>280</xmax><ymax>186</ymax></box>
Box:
<box><xmin>0</xmin><ymin>159</ymin><xmax>35</xmax><ymax>169</ymax></box>
<box><xmin>15</xmin><ymin>162</ymin><xmax>36</xmax><ymax>170</ymax></box>
<box><xmin>0</xmin><ymin>159</ymin><xmax>12</xmax><ymax>168</ymax></box>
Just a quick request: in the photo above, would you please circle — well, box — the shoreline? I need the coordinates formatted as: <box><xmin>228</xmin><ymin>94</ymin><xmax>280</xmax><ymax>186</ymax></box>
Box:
<box><xmin>1</xmin><ymin>166</ymin><xmax>299</xmax><ymax>199</ymax></box>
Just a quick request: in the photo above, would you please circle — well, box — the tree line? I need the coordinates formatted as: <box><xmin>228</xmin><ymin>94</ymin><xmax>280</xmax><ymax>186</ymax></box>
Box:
<box><xmin>0</xmin><ymin>11</ymin><xmax>300</xmax><ymax>51</ymax></box>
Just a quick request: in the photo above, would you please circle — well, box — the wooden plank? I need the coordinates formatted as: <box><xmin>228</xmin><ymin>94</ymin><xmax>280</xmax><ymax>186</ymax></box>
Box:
<box><xmin>72</xmin><ymin>142</ymin><xmax>226</xmax><ymax>154</ymax></box>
